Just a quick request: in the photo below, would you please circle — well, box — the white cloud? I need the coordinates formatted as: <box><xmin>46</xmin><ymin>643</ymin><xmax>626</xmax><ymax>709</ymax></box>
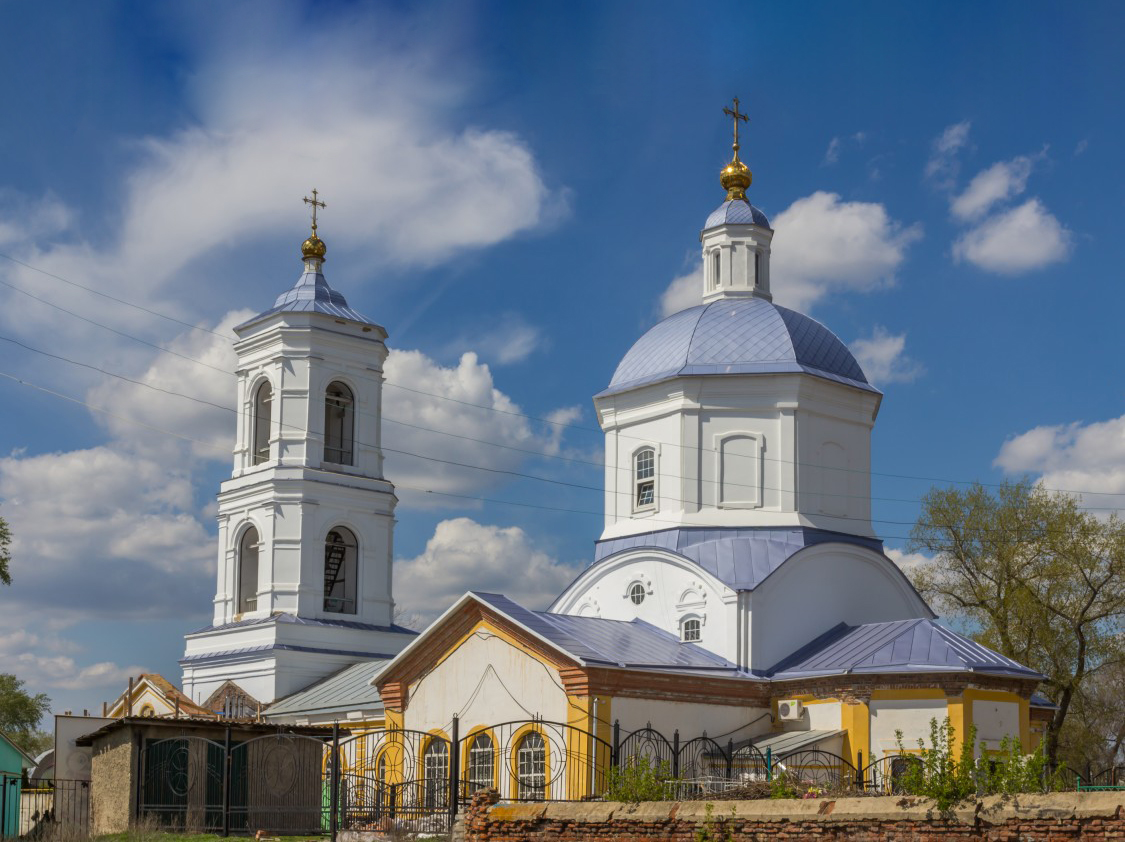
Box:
<box><xmin>951</xmin><ymin>154</ymin><xmax>1038</xmax><ymax>221</ymax></box>
<box><xmin>925</xmin><ymin>121</ymin><xmax>971</xmax><ymax>188</ymax></box>
<box><xmin>995</xmin><ymin>415</ymin><xmax>1125</xmax><ymax>501</ymax></box>
<box><xmin>659</xmin><ymin>265</ymin><xmax>702</xmax><ymax>317</ymax></box>
<box><xmin>952</xmin><ymin>198</ymin><xmax>1072</xmax><ymax>274</ymax></box>
<box><xmin>770</xmin><ymin>192</ymin><xmax>923</xmax><ymax>311</ymax></box>
<box><xmin>1074</xmin><ymin>139</ymin><xmax>1089</xmax><ymax>157</ymax></box>
<box><xmin>382</xmin><ymin>350</ymin><xmax>573</xmax><ymax>501</ymax></box>
<box><xmin>0</xmin><ymin>190</ymin><xmax>73</xmax><ymax>248</ymax></box>
<box><xmin>886</xmin><ymin>547</ymin><xmax>932</xmax><ymax>575</ymax></box>
<box><xmin>0</xmin><ymin>446</ymin><xmax>214</xmax><ymax>619</ymax></box>
<box><xmin>849</xmin><ymin>327</ymin><xmax>924</xmax><ymax>385</ymax></box>
<box><xmin>823</xmin><ymin>137</ymin><xmax>841</xmax><ymax>165</ymax></box>
<box><xmin>446</xmin><ymin>313</ymin><xmax>546</xmax><ymax>366</ymax></box>
<box><xmin>927</xmin><ymin>121</ymin><xmax>972</xmax><ymax>187</ymax></box>
<box><xmin>394</xmin><ymin>517</ymin><xmax>579</xmax><ymax>624</ymax></box>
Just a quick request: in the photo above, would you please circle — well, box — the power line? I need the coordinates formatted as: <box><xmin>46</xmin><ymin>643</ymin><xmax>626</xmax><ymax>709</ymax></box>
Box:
<box><xmin>0</xmin><ymin>368</ymin><xmax>1117</xmax><ymax>541</ymax></box>
<box><xmin>3</xmin><ymin>253</ymin><xmax>1123</xmax><ymax>498</ymax></box>
<box><xmin>10</xmin><ymin>333</ymin><xmax>1124</xmax><ymax>519</ymax></box>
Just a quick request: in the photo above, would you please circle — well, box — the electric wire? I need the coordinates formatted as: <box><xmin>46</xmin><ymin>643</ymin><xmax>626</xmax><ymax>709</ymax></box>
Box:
<box><xmin>2</xmin><ymin>252</ymin><xmax>1123</xmax><ymax>497</ymax></box>
<box><xmin>0</xmin><ymin>368</ymin><xmax>1116</xmax><ymax>540</ymax></box>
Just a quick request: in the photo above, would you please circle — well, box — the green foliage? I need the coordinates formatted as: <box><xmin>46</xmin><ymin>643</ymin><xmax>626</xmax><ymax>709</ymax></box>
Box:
<box><xmin>907</xmin><ymin>480</ymin><xmax>1125</xmax><ymax>767</ymax></box>
<box><xmin>606</xmin><ymin>755</ymin><xmax>680</xmax><ymax>802</ymax></box>
<box><xmin>768</xmin><ymin>772</ymin><xmax>800</xmax><ymax>799</ymax></box>
<box><xmin>0</xmin><ymin>510</ymin><xmax>10</xmax><ymax>586</ymax></box>
<box><xmin>0</xmin><ymin>673</ymin><xmax>50</xmax><ymax>752</ymax></box>
<box><xmin>895</xmin><ymin>717</ymin><xmax>977</xmax><ymax>810</ymax></box>
<box><xmin>893</xmin><ymin>717</ymin><xmax>1060</xmax><ymax>810</ymax></box>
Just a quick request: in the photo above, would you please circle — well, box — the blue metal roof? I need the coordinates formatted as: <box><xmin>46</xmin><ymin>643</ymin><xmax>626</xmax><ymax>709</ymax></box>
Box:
<box><xmin>601</xmin><ymin>298</ymin><xmax>876</xmax><ymax>397</ymax></box>
<box><xmin>472</xmin><ymin>592</ymin><xmax>741</xmax><ymax>673</ymax></box>
<box><xmin>704</xmin><ymin>199</ymin><xmax>771</xmax><ymax>229</ymax></box>
<box><xmin>590</xmin><ymin>527</ymin><xmax>885</xmax><ymax>592</ymax></box>
<box><xmin>767</xmin><ymin>619</ymin><xmax>1044</xmax><ymax>680</ymax></box>
<box><xmin>237</xmin><ymin>264</ymin><xmax>379</xmax><ymax>330</ymax></box>
<box><xmin>187</xmin><ymin>614</ymin><xmax>418</xmax><ymax>637</ymax></box>
<box><xmin>265</xmin><ymin>660</ymin><xmax>389</xmax><ymax>718</ymax></box>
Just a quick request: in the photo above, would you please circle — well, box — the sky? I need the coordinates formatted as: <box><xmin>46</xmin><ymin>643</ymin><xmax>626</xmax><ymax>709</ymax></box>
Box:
<box><xmin>1</xmin><ymin>0</ymin><xmax>1123</xmax><ymax>717</ymax></box>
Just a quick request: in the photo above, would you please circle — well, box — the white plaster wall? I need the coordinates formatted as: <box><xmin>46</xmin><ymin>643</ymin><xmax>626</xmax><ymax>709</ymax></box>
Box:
<box><xmin>610</xmin><ymin>697</ymin><xmax>772</xmax><ymax>740</ymax></box>
<box><xmin>973</xmin><ymin>699</ymin><xmax>1020</xmax><ymax>750</ymax></box>
<box><xmin>749</xmin><ymin>544</ymin><xmax>930</xmax><ymax>671</ymax></box>
<box><xmin>402</xmin><ymin>630</ymin><xmax>568</xmax><ymax>733</ymax></box>
<box><xmin>553</xmin><ymin>552</ymin><xmax>739</xmax><ymax>664</ymax></box>
<box><xmin>870</xmin><ymin>699</ymin><xmax>947</xmax><ymax>756</ymax></box>
<box><xmin>796</xmin><ymin>410</ymin><xmax>872</xmax><ymax>527</ymax></box>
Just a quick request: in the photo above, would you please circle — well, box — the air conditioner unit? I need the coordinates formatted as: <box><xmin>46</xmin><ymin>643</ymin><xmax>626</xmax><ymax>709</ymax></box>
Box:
<box><xmin>777</xmin><ymin>699</ymin><xmax>804</xmax><ymax>721</ymax></box>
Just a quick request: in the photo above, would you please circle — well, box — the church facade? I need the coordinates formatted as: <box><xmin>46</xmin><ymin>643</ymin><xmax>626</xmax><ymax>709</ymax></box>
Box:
<box><xmin>177</xmin><ymin>120</ymin><xmax>1049</xmax><ymax>791</ymax></box>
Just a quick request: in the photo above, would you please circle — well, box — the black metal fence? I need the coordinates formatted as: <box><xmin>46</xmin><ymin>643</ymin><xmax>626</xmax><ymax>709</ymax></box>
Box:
<box><xmin>129</xmin><ymin>719</ymin><xmax>956</xmax><ymax>837</ymax></box>
<box><xmin>0</xmin><ymin>776</ymin><xmax>91</xmax><ymax>839</ymax></box>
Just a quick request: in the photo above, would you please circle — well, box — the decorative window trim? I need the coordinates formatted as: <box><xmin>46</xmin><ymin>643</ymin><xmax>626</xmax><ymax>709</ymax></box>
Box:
<box><xmin>714</xmin><ymin>431</ymin><xmax>763</xmax><ymax>509</ymax></box>
<box><xmin>679</xmin><ymin>614</ymin><xmax>704</xmax><ymax>643</ymax></box>
<box><xmin>250</xmin><ymin>378</ymin><xmax>273</xmax><ymax>466</ymax></box>
<box><xmin>463</xmin><ymin>729</ymin><xmax>497</xmax><ymax>796</ymax></box>
<box><xmin>624</xmin><ymin>574</ymin><xmax>652</xmax><ymax>606</ymax></box>
<box><xmin>510</xmin><ymin>725</ymin><xmax>549</xmax><ymax>801</ymax></box>
<box><xmin>324</xmin><ymin>379</ymin><xmax>356</xmax><ymax>466</ymax></box>
<box><xmin>235</xmin><ymin>523</ymin><xmax>261</xmax><ymax>615</ymax></box>
<box><xmin>323</xmin><ymin>526</ymin><xmax>359</xmax><ymax>615</ymax></box>
<box><xmin>421</xmin><ymin>733</ymin><xmax>450</xmax><ymax>809</ymax></box>
<box><xmin>631</xmin><ymin>445</ymin><xmax>658</xmax><ymax>514</ymax></box>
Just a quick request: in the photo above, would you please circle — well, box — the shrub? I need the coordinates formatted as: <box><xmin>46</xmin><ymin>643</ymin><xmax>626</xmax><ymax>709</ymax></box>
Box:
<box><xmin>606</xmin><ymin>755</ymin><xmax>680</xmax><ymax>802</ymax></box>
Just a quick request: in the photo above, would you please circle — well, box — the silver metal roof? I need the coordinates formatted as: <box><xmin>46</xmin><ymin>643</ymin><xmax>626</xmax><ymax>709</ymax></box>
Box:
<box><xmin>589</xmin><ymin>527</ymin><xmax>889</xmax><ymax>593</ymax></box>
<box><xmin>473</xmin><ymin>592</ymin><xmax>741</xmax><ymax>673</ymax></box>
<box><xmin>601</xmin><ymin>298</ymin><xmax>876</xmax><ymax>397</ymax></box>
<box><xmin>265</xmin><ymin>660</ymin><xmax>390</xmax><ymax>719</ymax></box>
<box><xmin>704</xmin><ymin>199</ymin><xmax>771</xmax><ymax>229</ymax></box>
<box><xmin>187</xmin><ymin>614</ymin><xmax>418</xmax><ymax>637</ymax></box>
<box><xmin>743</xmin><ymin>729</ymin><xmax>844</xmax><ymax>756</ymax></box>
<box><xmin>237</xmin><ymin>264</ymin><xmax>379</xmax><ymax>330</ymax></box>
<box><xmin>768</xmin><ymin>618</ymin><xmax>1044</xmax><ymax>680</ymax></box>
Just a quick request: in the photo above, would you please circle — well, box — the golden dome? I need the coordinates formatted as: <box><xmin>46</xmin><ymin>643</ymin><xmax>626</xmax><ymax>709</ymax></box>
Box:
<box><xmin>302</xmin><ymin>234</ymin><xmax>327</xmax><ymax>260</ymax></box>
<box><xmin>720</xmin><ymin>154</ymin><xmax>752</xmax><ymax>201</ymax></box>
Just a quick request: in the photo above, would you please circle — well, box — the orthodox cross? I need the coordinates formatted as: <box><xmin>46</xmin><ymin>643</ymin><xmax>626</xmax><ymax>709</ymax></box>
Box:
<box><xmin>722</xmin><ymin>97</ymin><xmax>749</xmax><ymax>152</ymax></box>
<box><xmin>303</xmin><ymin>188</ymin><xmax>326</xmax><ymax>234</ymax></box>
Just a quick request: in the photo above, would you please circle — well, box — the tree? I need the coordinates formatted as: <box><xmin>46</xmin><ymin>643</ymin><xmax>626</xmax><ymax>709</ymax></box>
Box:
<box><xmin>0</xmin><ymin>674</ymin><xmax>51</xmax><ymax>754</ymax></box>
<box><xmin>908</xmin><ymin>480</ymin><xmax>1125</xmax><ymax>768</ymax></box>
<box><xmin>0</xmin><ymin>509</ymin><xmax>10</xmax><ymax>585</ymax></box>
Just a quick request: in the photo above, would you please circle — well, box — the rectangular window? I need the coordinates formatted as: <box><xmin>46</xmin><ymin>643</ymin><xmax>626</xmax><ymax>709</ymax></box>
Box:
<box><xmin>635</xmin><ymin>449</ymin><xmax>656</xmax><ymax>510</ymax></box>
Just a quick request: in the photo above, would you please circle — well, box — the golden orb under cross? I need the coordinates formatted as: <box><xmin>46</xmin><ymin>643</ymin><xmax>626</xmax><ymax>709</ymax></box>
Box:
<box><xmin>301</xmin><ymin>189</ymin><xmax>328</xmax><ymax>260</ymax></box>
<box><xmin>720</xmin><ymin>98</ymin><xmax>752</xmax><ymax>201</ymax></box>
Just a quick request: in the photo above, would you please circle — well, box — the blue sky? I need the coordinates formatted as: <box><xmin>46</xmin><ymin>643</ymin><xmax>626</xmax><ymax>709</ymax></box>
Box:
<box><xmin>1</xmin><ymin>0</ymin><xmax>1123</xmax><ymax>716</ymax></box>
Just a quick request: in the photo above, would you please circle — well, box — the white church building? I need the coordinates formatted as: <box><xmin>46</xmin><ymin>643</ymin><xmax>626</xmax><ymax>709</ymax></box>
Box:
<box><xmin>176</xmin><ymin>118</ymin><xmax>1050</xmax><ymax>782</ymax></box>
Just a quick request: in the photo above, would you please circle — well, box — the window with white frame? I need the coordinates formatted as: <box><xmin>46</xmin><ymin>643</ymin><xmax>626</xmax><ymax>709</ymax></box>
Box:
<box><xmin>467</xmin><ymin>733</ymin><xmax>495</xmax><ymax>793</ymax></box>
<box><xmin>423</xmin><ymin>739</ymin><xmax>449</xmax><ymax>808</ymax></box>
<box><xmin>712</xmin><ymin>250</ymin><xmax>721</xmax><ymax>288</ymax></box>
<box><xmin>628</xmin><ymin>582</ymin><xmax>647</xmax><ymax>605</ymax></box>
<box><xmin>634</xmin><ymin>448</ymin><xmax>655</xmax><ymax>510</ymax></box>
<box><xmin>237</xmin><ymin>526</ymin><xmax>260</xmax><ymax>614</ymax></box>
<box><xmin>681</xmin><ymin>616</ymin><xmax>702</xmax><ymax>642</ymax></box>
<box><xmin>515</xmin><ymin>731</ymin><xmax>546</xmax><ymax>800</ymax></box>
<box><xmin>252</xmin><ymin>381</ymin><xmax>272</xmax><ymax>465</ymax></box>
<box><xmin>324</xmin><ymin>381</ymin><xmax>355</xmax><ymax>465</ymax></box>
<box><xmin>323</xmin><ymin>527</ymin><xmax>358</xmax><ymax>614</ymax></box>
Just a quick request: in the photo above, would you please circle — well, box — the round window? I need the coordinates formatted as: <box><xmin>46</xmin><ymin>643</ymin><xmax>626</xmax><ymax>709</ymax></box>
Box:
<box><xmin>629</xmin><ymin>583</ymin><xmax>646</xmax><ymax>605</ymax></box>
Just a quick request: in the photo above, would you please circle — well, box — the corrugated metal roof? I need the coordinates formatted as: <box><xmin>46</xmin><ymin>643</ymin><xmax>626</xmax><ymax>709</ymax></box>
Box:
<box><xmin>179</xmin><ymin>643</ymin><xmax>400</xmax><ymax>666</ymax></box>
<box><xmin>588</xmin><ymin>527</ymin><xmax>886</xmax><ymax>592</ymax></box>
<box><xmin>601</xmin><ymin>298</ymin><xmax>876</xmax><ymax>397</ymax></box>
<box><xmin>768</xmin><ymin>619</ymin><xmax>1044</xmax><ymax>680</ymax></box>
<box><xmin>743</xmin><ymin>730</ymin><xmax>844</xmax><ymax>756</ymax></box>
<box><xmin>472</xmin><ymin>593</ymin><xmax>741</xmax><ymax>672</ymax></box>
<box><xmin>704</xmin><ymin>199</ymin><xmax>772</xmax><ymax>229</ymax></box>
<box><xmin>265</xmin><ymin>660</ymin><xmax>390</xmax><ymax>718</ymax></box>
<box><xmin>237</xmin><ymin>264</ymin><xmax>380</xmax><ymax>330</ymax></box>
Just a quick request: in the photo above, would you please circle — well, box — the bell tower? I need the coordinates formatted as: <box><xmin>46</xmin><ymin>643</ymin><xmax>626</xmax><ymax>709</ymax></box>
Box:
<box><xmin>182</xmin><ymin>193</ymin><xmax>416</xmax><ymax>705</ymax></box>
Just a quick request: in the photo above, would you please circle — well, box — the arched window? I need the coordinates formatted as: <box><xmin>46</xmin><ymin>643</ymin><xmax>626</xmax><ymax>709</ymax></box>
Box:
<box><xmin>681</xmin><ymin>617</ymin><xmax>702</xmax><ymax>643</ymax></box>
<box><xmin>628</xmin><ymin>582</ymin><xmax>647</xmax><ymax>605</ymax></box>
<box><xmin>515</xmin><ymin>731</ymin><xmax>546</xmax><ymax>800</ymax></box>
<box><xmin>712</xmin><ymin>250</ymin><xmax>721</xmax><ymax>288</ymax></box>
<box><xmin>375</xmin><ymin>751</ymin><xmax>388</xmax><ymax>813</ymax></box>
<box><xmin>323</xmin><ymin>527</ymin><xmax>358</xmax><ymax>614</ymax></box>
<box><xmin>252</xmin><ymin>381</ymin><xmax>272</xmax><ymax>465</ymax></box>
<box><xmin>467</xmin><ymin>733</ymin><xmax>495</xmax><ymax>794</ymax></box>
<box><xmin>237</xmin><ymin>526</ymin><xmax>260</xmax><ymax>614</ymax></box>
<box><xmin>423</xmin><ymin>740</ymin><xmax>449</xmax><ymax>808</ymax></box>
<box><xmin>634</xmin><ymin>448</ymin><xmax>655</xmax><ymax>510</ymax></box>
<box><xmin>324</xmin><ymin>381</ymin><xmax>355</xmax><ymax>465</ymax></box>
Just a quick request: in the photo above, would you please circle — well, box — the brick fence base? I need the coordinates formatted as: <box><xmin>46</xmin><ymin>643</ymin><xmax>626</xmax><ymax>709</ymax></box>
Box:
<box><xmin>456</xmin><ymin>790</ymin><xmax>1125</xmax><ymax>841</ymax></box>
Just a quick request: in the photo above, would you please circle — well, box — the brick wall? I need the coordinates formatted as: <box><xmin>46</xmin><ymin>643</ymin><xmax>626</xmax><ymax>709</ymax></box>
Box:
<box><xmin>458</xmin><ymin>790</ymin><xmax>1125</xmax><ymax>841</ymax></box>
